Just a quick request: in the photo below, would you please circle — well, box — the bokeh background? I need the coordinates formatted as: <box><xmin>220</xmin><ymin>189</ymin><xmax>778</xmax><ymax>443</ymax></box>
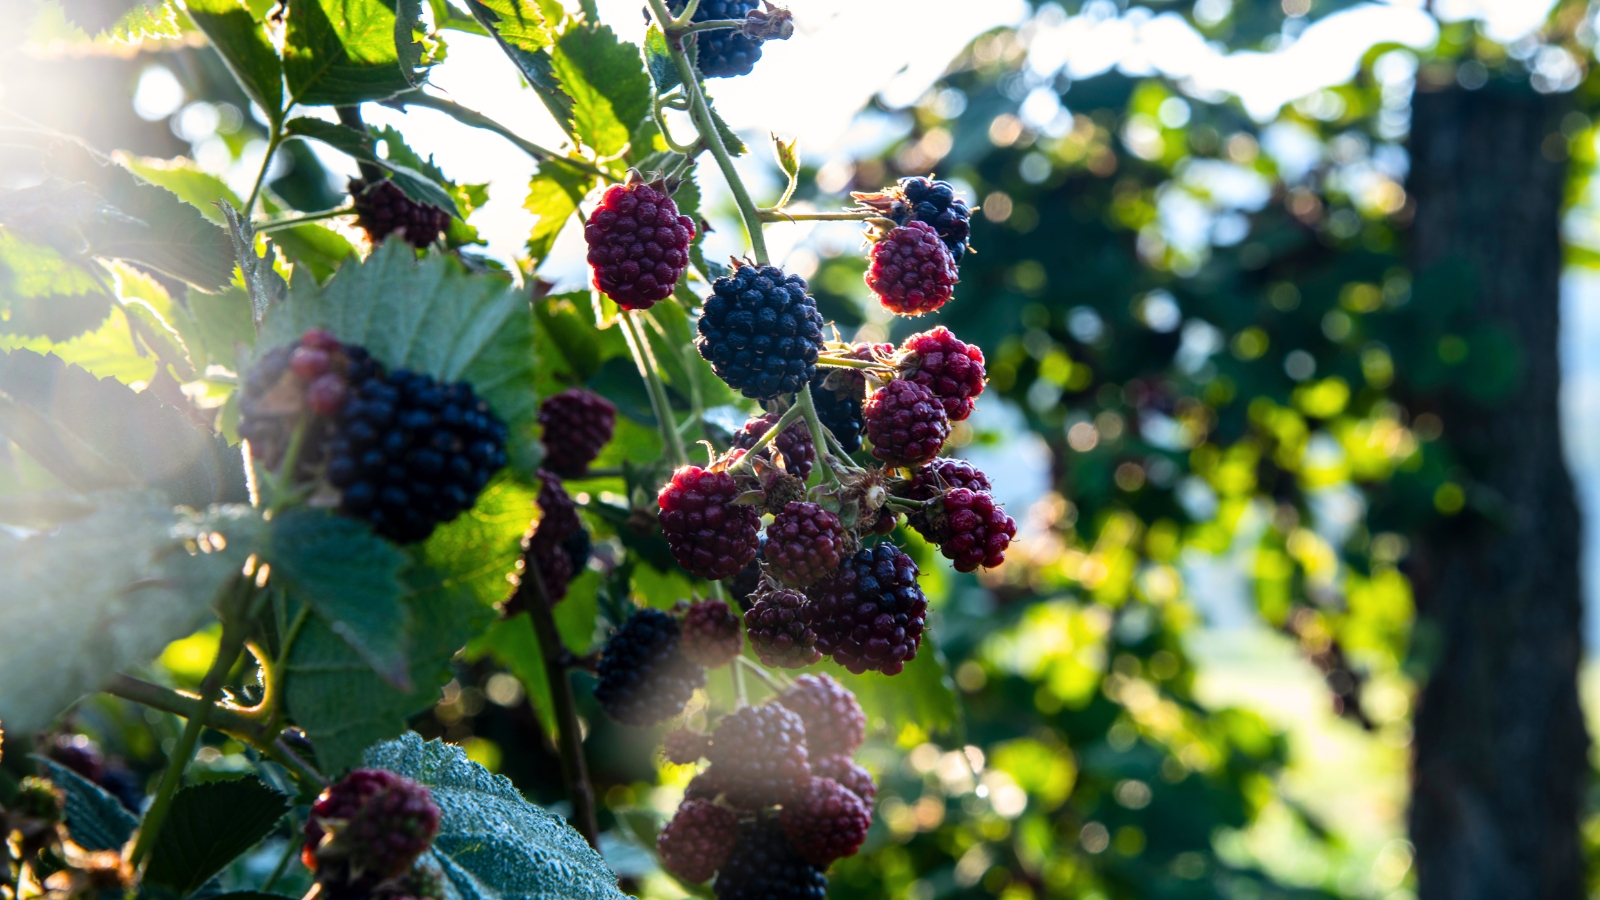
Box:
<box><xmin>4</xmin><ymin>0</ymin><xmax>1598</xmax><ymax>897</ymax></box>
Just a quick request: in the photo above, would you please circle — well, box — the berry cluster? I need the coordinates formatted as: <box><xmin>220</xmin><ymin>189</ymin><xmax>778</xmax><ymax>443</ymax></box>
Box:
<box><xmin>302</xmin><ymin>769</ymin><xmax>441</xmax><ymax>898</ymax></box>
<box><xmin>350</xmin><ymin>178</ymin><xmax>452</xmax><ymax>250</ymax></box>
<box><xmin>655</xmin><ymin>675</ymin><xmax>875</xmax><ymax>896</ymax></box>
<box><xmin>239</xmin><ymin>330</ymin><xmax>508</xmax><ymax>544</ymax></box>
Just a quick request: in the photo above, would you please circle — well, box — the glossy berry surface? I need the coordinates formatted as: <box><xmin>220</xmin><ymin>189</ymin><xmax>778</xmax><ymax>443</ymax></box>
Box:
<box><xmin>713</xmin><ymin>822</ymin><xmax>827</xmax><ymax>900</ymax></box>
<box><xmin>707</xmin><ymin>703</ymin><xmax>811</xmax><ymax>808</ymax></box>
<box><xmin>744</xmin><ymin>587</ymin><xmax>822</xmax><ymax>669</ymax></box>
<box><xmin>778</xmin><ymin>777</ymin><xmax>871</xmax><ymax>866</ymax></box>
<box><xmin>919</xmin><ymin>488</ymin><xmax>1017</xmax><ymax>573</ymax></box>
<box><xmin>764</xmin><ymin>502</ymin><xmax>845</xmax><ymax>588</ymax></box>
<box><xmin>732</xmin><ymin>411</ymin><xmax>815</xmax><ymax>482</ymax></box>
<box><xmin>658</xmin><ymin>466</ymin><xmax>763</xmax><ymax>580</ymax></box>
<box><xmin>895</xmin><ymin>176</ymin><xmax>974</xmax><ymax>261</ymax></box>
<box><xmin>326</xmin><ymin>356</ymin><xmax>509</xmax><ymax>544</ymax></box>
<box><xmin>807</xmin><ymin>542</ymin><xmax>927</xmax><ymax>675</ymax></box>
<box><xmin>657</xmin><ymin>799</ymin><xmax>739</xmax><ymax>884</ymax></box>
<box><xmin>777</xmin><ymin>674</ymin><xmax>865</xmax><ymax>758</ymax></box>
<box><xmin>593</xmin><ymin>608</ymin><xmax>706</xmax><ymax>726</ymax></box>
<box><xmin>671</xmin><ymin>0</ymin><xmax>762</xmax><ymax>78</ymax></box>
<box><xmin>864</xmin><ymin>380</ymin><xmax>950</xmax><ymax>468</ymax></box>
<box><xmin>904</xmin><ymin>457</ymin><xmax>992</xmax><ymax>501</ymax></box>
<box><xmin>813</xmin><ymin>754</ymin><xmax>876</xmax><ymax>808</ymax></box>
<box><xmin>695</xmin><ymin>265</ymin><xmax>825</xmax><ymax>400</ymax></box>
<box><xmin>350</xmin><ymin>178</ymin><xmax>451</xmax><ymax>249</ymax></box>
<box><xmin>538</xmin><ymin>388</ymin><xmax>616</xmax><ymax>478</ymax></box>
<box><xmin>865</xmin><ymin>221</ymin><xmax>959</xmax><ymax>316</ymax></box>
<box><xmin>585</xmin><ymin>182</ymin><xmax>695</xmax><ymax>310</ymax></box>
<box><xmin>899</xmin><ymin>326</ymin><xmax>986</xmax><ymax>421</ymax></box>
<box><xmin>303</xmin><ymin>769</ymin><xmax>439</xmax><ymax>882</ymax></box>
<box><xmin>680</xmin><ymin>599</ymin><xmax>744</xmax><ymax>668</ymax></box>
<box><xmin>663</xmin><ymin>728</ymin><xmax>711</xmax><ymax>765</ymax></box>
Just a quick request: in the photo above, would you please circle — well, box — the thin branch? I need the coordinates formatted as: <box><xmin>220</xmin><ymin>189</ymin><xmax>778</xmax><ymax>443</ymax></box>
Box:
<box><xmin>399</xmin><ymin>93</ymin><xmax>610</xmax><ymax>179</ymax></box>
<box><xmin>757</xmin><ymin>208</ymin><xmax>880</xmax><ymax>223</ymax></box>
<box><xmin>621</xmin><ymin>309</ymin><xmax>689</xmax><ymax>468</ymax></box>
<box><xmin>256</xmin><ymin>207</ymin><xmax>354</xmax><ymax>232</ymax></box>
<box><xmin>103</xmin><ymin>674</ymin><xmax>270</xmax><ymax>743</ymax></box>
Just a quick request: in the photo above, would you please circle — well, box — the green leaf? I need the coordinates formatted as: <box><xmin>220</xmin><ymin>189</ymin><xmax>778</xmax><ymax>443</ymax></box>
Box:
<box><xmin>0</xmin><ymin>348</ymin><xmax>248</xmax><ymax>506</ymax></box>
<box><xmin>183</xmin><ymin>0</ymin><xmax>285</xmax><ymax>122</ymax></box>
<box><xmin>707</xmin><ymin>103</ymin><xmax>746</xmax><ymax>157</ymax></box>
<box><xmin>459</xmin><ymin>1</ymin><xmax>574</xmax><ymax>139</ymax></box>
<box><xmin>185</xmin><ymin>284</ymin><xmax>258</xmax><ymax>369</ymax></box>
<box><xmin>395</xmin><ymin>0</ymin><xmax>425</xmax><ymax>85</ymax></box>
<box><xmin>283</xmin><ymin>566</ymin><xmax>493</xmax><ymax>775</ymax></box>
<box><xmin>642</xmin><ymin>24</ymin><xmax>678</xmax><ymax>95</ymax></box>
<box><xmin>467</xmin><ymin>614</ymin><xmax>557</xmax><ymax>740</ymax></box>
<box><xmin>265</xmin><ymin>508</ymin><xmax>412</xmax><ymax>689</ymax></box>
<box><xmin>258</xmin><ymin>240</ymin><xmax>538</xmax><ymax>443</ymax></box>
<box><xmin>34</xmin><ymin>758</ymin><xmax>139</xmax><ymax>852</ymax></box>
<box><xmin>553</xmin><ymin>569</ymin><xmax>600</xmax><ymax>654</ymax></box>
<box><xmin>284</xmin><ymin>0</ymin><xmax>414</xmax><ymax>106</ymax></box>
<box><xmin>115</xmin><ymin>154</ymin><xmax>241</xmax><ymax>226</ymax></box>
<box><xmin>285</xmin><ymin>119</ymin><xmax>460</xmax><ymax>216</ymax></box>
<box><xmin>363</xmin><ymin>733</ymin><xmax>628</xmax><ymax>900</ymax></box>
<box><xmin>271</xmin><ymin>224</ymin><xmax>357</xmax><ymax>283</ymax></box>
<box><xmin>415</xmin><ymin>476</ymin><xmax>534</xmax><ymax>606</ymax></box>
<box><xmin>831</xmin><ymin>632</ymin><xmax>961</xmax><ymax>739</ymax></box>
<box><xmin>0</xmin><ymin>230</ymin><xmax>113</xmax><ymax>341</ymax></box>
<box><xmin>219</xmin><ymin>203</ymin><xmax>287</xmax><ymax>328</ymax></box>
<box><xmin>549</xmin><ymin>23</ymin><xmax>652</xmax><ymax>158</ymax></box>
<box><xmin>144</xmin><ymin>778</ymin><xmax>291</xmax><ymax>895</ymax></box>
<box><xmin>0</xmin><ymin>491</ymin><xmax>262</xmax><ymax>735</ymax></box>
<box><xmin>428</xmin><ymin>0</ymin><xmax>487</xmax><ymax>35</ymax></box>
<box><xmin>523</xmin><ymin>168</ymin><xmax>586</xmax><ymax>263</ymax></box>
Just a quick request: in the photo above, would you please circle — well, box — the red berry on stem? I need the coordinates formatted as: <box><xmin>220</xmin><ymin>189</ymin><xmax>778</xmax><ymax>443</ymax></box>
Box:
<box><xmin>899</xmin><ymin>326</ymin><xmax>986</xmax><ymax>422</ymax></box>
<box><xmin>777</xmin><ymin>673</ymin><xmax>865</xmax><ymax>758</ymax></box>
<box><xmin>813</xmin><ymin>755</ymin><xmax>876</xmax><ymax>808</ymax></box>
<box><xmin>291</xmin><ymin>345</ymin><xmax>332</xmax><ymax>380</ymax></box>
<box><xmin>303</xmin><ymin>769</ymin><xmax>440</xmax><ymax>882</ymax></box>
<box><xmin>914</xmin><ymin>488</ymin><xmax>1017</xmax><ymax>573</ymax></box>
<box><xmin>764</xmin><ymin>501</ymin><xmax>845</xmax><ymax>588</ymax></box>
<box><xmin>905</xmin><ymin>458</ymin><xmax>992</xmax><ymax>500</ymax></box>
<box><xmin>538</xmin><ymin>388</ymin><xmax>616</xmax><ymax>478</ymax></box>
<box><xmin>663</xmin><ymin>728</ymin><xmax>711</xmax><ymax>765</ymax></box>
<box><xmin>778</xmin><ymin>777</ymin><xmax>871</xmax><ymax>866</ymax></box>
<box><xmin>865</xmin><ymin>221</ymin><xmax>958</xmax><ymax>316</ymax></box>
<box><xmin>657</xmin><ymin>799</ymin><xmax>739</xmax><ymax>884</ymax></box>
<box><xmin>658</xmin><ymin>466</ymin><xmax>762</xmax><ymax>580</ymax></box>
<box><xmin>706</xmin><ymin>703</ymin><xmax>811</xmax><ymax>808</ymax></box>
<box><xmin>744</xmin><ymin>587</ymin><xmax>822</xmax><ymax>669</ymax></box>
<box><xmin>732</xmin><ymin>411</ymin><xmax>815</xmax><ymax>481</ymax></box>
<box><xmin>864</xmin><ymin>380</ymin><xmax>950</xmax><ymax>468</ymax></box>
<box><xmin>307</xmin><ymin>373</ymin><xmax>348</xmax><ymax>417</ymax></box>
<box><xmin>585</xmin><ymin>181</ymin><xmax>695</xmax><ymax>311</ymax></box>
<box><xmin>680</xmin><ymin>599</ymin><xmax>744</xmax><ymax>668</ymax></box>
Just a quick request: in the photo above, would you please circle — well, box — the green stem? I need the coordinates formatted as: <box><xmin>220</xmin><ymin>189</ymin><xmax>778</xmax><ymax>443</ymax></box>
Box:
<box><xmin>245</xmin><ymin>127</ymin><xmax>285</xmax><ymax>217</ymax></box>
<box><xmin>732</xmin><ymin>658</ymin><xmax>748</xmax><ymax>708</ymax></box>
<box><xmin>264</xmin><ymin>739</ymin><xmax>328</xmax><ymax>789</ymax></box>
<box><xmin>400</xmin><ymin>93</ymin><xmax>610</xmax><ymax>179</ymax></box>
<box><xmin>816</xmin><ymin>355</ymin><xmax>890</xmax><ymax>371</ymax></box>
<box><xmin>256</xmin><ymin>207</ymin><xmax>353</xmax><ymax>232</ymax></box>
<box><xmin>130</xmin><ymin>580</ymin><xmax>253</xmax><ymax>869</ymax></box>
<box><xmin>734</xmin><ymin>654</ymin><xmax>789</xmax><ymax>692</ymax></box>
<box><xmin>670</xmin><ymin>0</ymin><xmax>701</xmax><ymax>26</ymax></box>
<box><xmin>796</xmin><ymin>383</ymin><xmax>843</xmax><ymax>483</ymax></box>
<box><xmin>103</xmin><ymin>674</ymin><xmax>269</xmax><ymax>743</ymax></box>
<box><xmin>649</xmin><ymin>0</ymin><xmax>769</xmax><ymax>265</ymax></box>
<box><xmin>267</xmin><ymin>605</ymin><xmax>311</xmax><ymax>734</ymax></box>
<box><xmin>757</xmin><ymin>209</ymin><xmax>880</xmax><ymax>223</ymax></box>
<box><xmin>725</xmin><ymin>402</ymin><xmax>805</xmax><ymax>477</ymax></box>
<box><xmin>678</xmin><ymin>18</ymin><xmax>744</xmax><ymax>34</ymax></box>
<box><xmin>622</xmin><ymin>309</ymin><xmax>689</xmax><ymax>468</ymax></box>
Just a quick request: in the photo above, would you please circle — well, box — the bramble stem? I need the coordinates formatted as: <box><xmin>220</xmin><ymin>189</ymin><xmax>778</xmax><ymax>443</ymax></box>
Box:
<box><xmin>815</xmin><ymin>355</ymin><xmax>890</xmax><ymax>371</ymax></box>
<box><xmin>401</xmin><ymin>93</ymin><xmax>610</xmax><ymax>179</ymax></box>
<box><xmin>648</xmin><ymin>0</ymin><xmax>769</xmax><ymax>265</ymax></box>
<box><xmin>670</xmin><ymin>0</ymin><xmax>701</xmax><ymax>27</ymax></box>
<box><xmin>622</xmin><ymin>309</ymin><xmax>689</xmax><ymax>468</ymax></box>
<box><xmin>265</xmin><ymin>739</ymin><xmax>328</xmax><ymax>789</ymax></box>
<box><xmin>725</xmin><ymin>402</ymin><xmax>806</xmax><ymax>477</ymax></box>
<box><xmin>244</xmin><ymin>126</ymin><xmax>284</xmax><ymax>216</ymax></box>
<box><xmin>734</xmin><ymin>654</ymin><xmax>789</xmax><ymax>692</ymax></box>
<box><xmin>103</xmin><ymin>674</ymin><xmax>269</xmax><ymax>743</ymax></box>
<box><xmin>260</xmin><ymin>825</ymin><xmax>298</xmax><ymax>891</ymax></box>
<box><xmin>796</xmin><ymin>383</ymin><xmax>843</xmax><ymax>483</ymax></box>
<box><xmin>757</xmin><ymin>208</ymin><xmax>879</xmax><ymax>223</ymax></box>
<box><xmin>508</xmin><ymin>533</ymin><xmax>601</xmax><ymax>848</ymax></box>
<box><xmin>130</xmin><ymin>578</ymin><xmax>253</xmax><ymax>869</ymax></box>
<box><xmin>677</xmin><ymin>18</ymin><xmax>744</xmax><ymax>34</ymax></box>
<box><xmin>256</xmin><ymin>207</ymin><xmax>352</xmax><ymax>232</ymax></box>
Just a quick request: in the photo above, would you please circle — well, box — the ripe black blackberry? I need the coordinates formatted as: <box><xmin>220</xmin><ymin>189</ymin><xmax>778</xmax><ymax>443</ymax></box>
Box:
<box><xmin>807</xmin><ymin>542</ymin><xmax>927</xmax><ymax>676</ymax></box>
<box><xmin>584</xmin><ymin>181</ymin><xmax>695</xmax><ymax>310</ymax></box>
<box><xmin>898</xmin><ymin>327</ymin><xmax>986</xmax><ymax>421</ymax></box>
<box><xmin>865</xmin><ymin>221</ymin><xmax>958</xmax><ymax>316</ymax></box>
<box><xmin>350</xmin><ymin>178</ymin><xmax>451</xmax><ymax>249</ymax></box>
<box><xmin>763</xmin><ymin>501</ymin><xmax>845</xmax><ymax>588</ymax></box>
<box><xmin>813</xmin><ymin>755</ymin><xmax>876</xmax><ymax>808</ymax></box>
<box><xmin>303</xmin><ymin>769</ymin><xmax>439</xmax><ymax>884</ymax></box>
<box><xmin>658</xmin><ymin>799</ymin><xmax>739</xmax><ymax>884</ymax></box>
<box><xmin>325</xmin><ymin>356</ymin><xmax>509</xmax><ymax>544</ymax></box>
<box><xmin>778</xmin><ymin>777</ymin><xmax>871</xmax><ymax>866</ymax></box>
<box><xmin>706</xmin><ymin>704</ymin><xmax>811</xmax><ymax>808</ymax></box>
<box><xmin>713</xmin><ymin>821</ymin><xmax>827</xmax><ymax>900</ymax></box>
<box><xmin>695</xmin><ymin>265</ymin><xmax>825</xmax><ymax>400</ymax></box>
<box><xmin>863</xmin><ymin>380</ymin><xmax>949</xmax><ymax>468</ymax></box>
<box><xmin>593</xmin><ymin>608</ymin><xmax>706</xmax><ymax>726</ymax></box>
<box><xmin>856</xmin><ymin>177</ymin><xmax>973</xmax><ymax>261</ymax></box>
<box><xmin>538</xmin><ymin>388</ymin><xmax>616</xmax><ymax>478</ymax></box>
<box><xmin>680</xmin><ymin>599</ymin><xmax>743</xmax><ymax>668</ymax></box>
<box><xmin>744</xmin><ymin>587</ymin><xmax>821</xmax><ymax>669</ymax></box>
<box><xmin>776</xmin><ymin>674</ymin><xmax>864</xmax><ymax>758</ymax></box>
<box><xmin>670</xmin><ymin>0</ymin><xmax>763</xmax><ymax>78</ymax></box>
<box><xmin>658</xmin><ymin>466</ymin><xmax>763</xmax><ymax>580</ymax></box>
<box><xmin>732</xmin><ymin>411</ymin><xmax>814</xmax><ymax>481</ymax></box>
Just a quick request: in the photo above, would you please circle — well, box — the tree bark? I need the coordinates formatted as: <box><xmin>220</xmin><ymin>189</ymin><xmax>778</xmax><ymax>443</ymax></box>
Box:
<box><xmin>1407</xmin><ymin>82</ymin><xmax>1587</xmax><ymax>900</ymax></box>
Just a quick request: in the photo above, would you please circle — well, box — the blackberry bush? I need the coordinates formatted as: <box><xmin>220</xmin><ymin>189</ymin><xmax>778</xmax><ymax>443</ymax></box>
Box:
<box><xmin>350</xmin><ymin>178</ymin><xmax>451</xmax><ymax>249</ymax></box>
<box><xmin>593</xmin><ymin>608</ymin><xmax>706</xmax><ymax>726</ymax></box>
<box><xmin>706</xmin><ymin>703</ymin><xmax>811</xmax><ymax>808</ymax></box>
<box><xmin>695</xmin><ymin>265</ymin><xmax>825</xmax><ymax>400</ymax></box>
<box><xmin>585</xmin><ymin>181</ymin><xmax>695</xmax><ymax>311</ymax></box>
<box><xmin>658</xmin><ymin>466</ymin><xmax>763</xmax><ymax>580</ymax></box>
<box><xmin>303</xmin><ymin>769</ymin><xmax>439</xmax><ymax>883</ymax></box>
<box><xmin>864</xmin><ymin>380</ymin><xmax>950</xmax><ymax>468</ymax></box>
<box><xmin>807</xmin><ymin>542</ymin><xmax>928</xmax><ymax>675</ymax></box>
<box><xmin>538</xmin><ymin>388</ymin><xmax>616</xmax><ymax>478</ymax></box>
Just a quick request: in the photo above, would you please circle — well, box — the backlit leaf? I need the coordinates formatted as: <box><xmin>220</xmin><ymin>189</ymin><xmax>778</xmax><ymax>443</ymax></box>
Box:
<box><xmin>284</xmin><ymin>0</ymin><xmax>414</xmax><ymax>106</ymax></box>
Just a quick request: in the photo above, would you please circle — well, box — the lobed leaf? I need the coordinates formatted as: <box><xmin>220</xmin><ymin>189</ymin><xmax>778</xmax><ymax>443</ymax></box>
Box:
<box><xmin>183</xmin><ymin>0</ymin><xmax>285</xmax><ymax>122</ymax></box>
<box><xmin>284</xmin><ymin>0</ymin><xmax>414</xmax><ymax>106</ymax></box>
<box><xmin>285</xmin><ymin>119</ymin><xmax>460</xmax><ymax>216</ymax></box>
<box><xmin>144</xmin><ymin>778</ymin><xmax>292</xmax><ymax>895</ymax></box>
<box><xmin>34</xmin><ymin>758</ymin><xmax>139</xmax><ymax>852</ymax></box>
<box><xmin>548</xmin><ymin>23</ymin><xmax>652</xmax><ymax>159</ymax></box>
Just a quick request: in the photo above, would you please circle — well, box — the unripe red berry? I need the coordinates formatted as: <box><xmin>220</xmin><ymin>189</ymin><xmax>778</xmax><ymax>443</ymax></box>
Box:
<box><xmin>813</xmin><ymin>755</ymin><xmax>876</xmax><ymax>808</ymax></box>
<box><xmin>864</xmin><ymin>380</ymin><xmax>949</xmax><ymax>468</ymax></box>
<box><xmin>291</xmin><ymin>345</ymin><xmax>332</xmax><ymax>379</ymax></box>
<box><xmin>777</xmin><ymin>674</ymin><xmax>865</xmax><ymax>758</ymax></box>
<box><xmin>707</xmin><ymin>703</ymin><xmax>811</xmax><ymax>808</ymax></box>
<box><xmin>538</xmin><ymin>388</ymin><xmax>616</xmax><ymax>479</ymax></box>
<box><xmin>865</xmin><ymin>221</ymin><xmax>958</xmax><ymax>316</ymax></box>
<box><xmin>898</xmin><ymin>326</ymin><xmax>986</xmax><ymax>422</ymax></box>
<box><xmin>679</xmin><ymin>599</ymin><xmax>744</xmax><ymax>668</ymax></box>
<box><xmin>307</xmin><ymin>373</ymin><xmax>348</xmax><ymax>417</ymax></box>
<box><xmin>744</xmin><ymin>588</ymin><xmax>822</xmax><ymax>669</ymax></box>
<box><xmin>777</xmin><ymin>777</ymin><xmax>871</xmax><ymax>866</ymax></box>
<box><xmin>658</xmin><ymin>466</ymin><xmax>762</xmax><ymax>580</ymax></box>
<box><xmin>302</xmin><ymin>769</ymin><xmax>440</xmax><ymax>883</ymax></box>
<box><xmin>657</xmin><ymin>799</ymin><xmax>739</xmax><ymax>883</ymax></box>
<box><xmin>585</xmin><ymin>182</ymin><xmax>695</xmax><ymax>311</ymax></box>
<box><xmin>763</xmin><ymin>501</ymin><xmax>845</xmax><ymax>588</ymax></box>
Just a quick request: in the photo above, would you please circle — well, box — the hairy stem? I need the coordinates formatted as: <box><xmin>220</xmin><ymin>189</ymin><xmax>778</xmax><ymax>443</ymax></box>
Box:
<box><xmin>244</xmin><ymin>126</ymin><xmax>284</xmax><ymax>217</ymax></box>
<box><xmin>400</xmin><ymin>93</ymin><xmax>610</xmax><ymax>178</ymax></box>
<box><xmin>622</xmin><ymin>309</ymin><xmax>689</xmax><ymax>468</ymax></box>
<box><xmin>757</xmin><ymin>208</ymin><xmax>879</xmax><ymax>223</ymax></box>
<box><xmin>509</xmin><ymin>531</ymin><xmax>601</xmax><ymax>848</ymax></box>
<box><xmin>130</xmin><ymin>580</ymin><xmax>253</xmax><ymax>869</ymax></box>
<box><xmin>724</xmin><ymin>402</ymin><xmax>806</xmax><ymax>477</ymax></box>
<box><xmin>256</xmin><ymin>207</ymin><xmax>354</xmax><ymax>232</ymax></box>
<box><xmin>648</xmin><ymin>0</ymin><xmax>769</xmax><ymax>265</ymax></box>
<box><xmin>677</xmin><ymin>18</ymin><xmax>744</xmax><ymax>34</ymax></box>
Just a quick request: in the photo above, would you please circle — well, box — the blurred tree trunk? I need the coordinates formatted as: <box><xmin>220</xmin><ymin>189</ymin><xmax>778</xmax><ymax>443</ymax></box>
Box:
<box><xmin>1407</xmin><ymin>82</ymin><xmax>1588</xmax><ymax>900</ymax></box>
